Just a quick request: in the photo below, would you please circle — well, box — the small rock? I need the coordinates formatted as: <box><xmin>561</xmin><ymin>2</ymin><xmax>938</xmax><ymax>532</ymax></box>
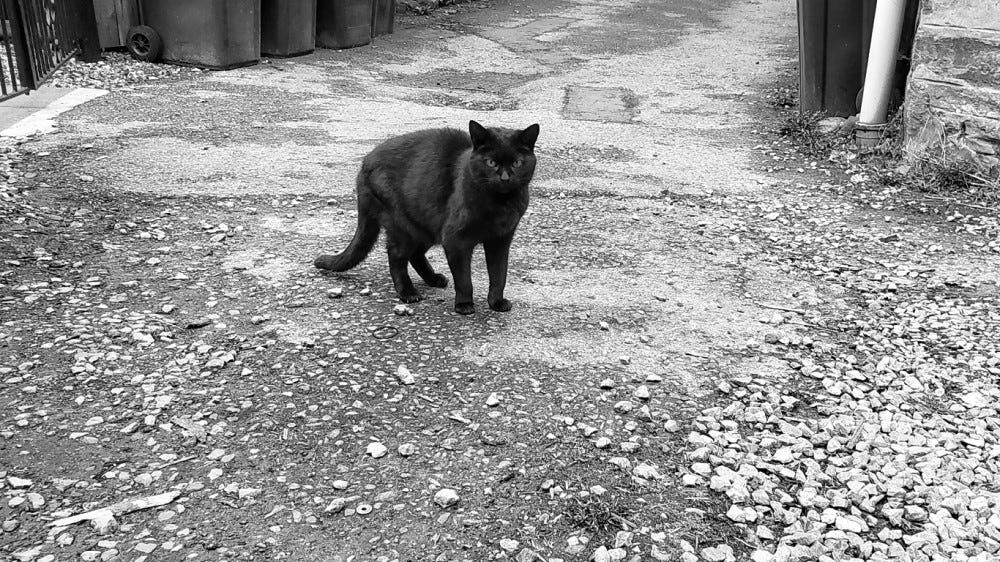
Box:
<box><xmin>25</xmin><ymin>493</ymin><xmax>44</xmax><ymax>510</ymax></box>
<box><xmin>500</xmin><ymin>539</ymin><xmax>519</xmax><ymax>552</ymax></box>
<box><xmin>815</xmin><ymin>116</ymin><xmax>847</xmax><ymax>135</ymax></box>
<box><xmin>700</xmin><ymin>545</ymin><xmax>735</xmax><ymax>562</ymax></box>
<box><xmin>396</xmin><ymin>365</ymin><xmax>415</xmax><ymax>385</ymax></box>
<box><xmin>7</xmin><ymin>476</ymin><xmax>32</xmax><ymax>488</ymax></box>
<box><xmin>366</xmin><ymin>442</ymin><xmax>388</xmax><ymax>458</ymax></box>
<box><xmin>434</xmin><ymin>488</ymin><xmax>459</xmax><ymax>508</ymax></box>
<box><xmin>613</xmin><ymin>401</ymin><xmax>633</xmax><ymax>413</ymax></box>
<box><xmin>397</xmin><ymin>443</ymin><xmax>417</xmax><ymax>457</ymax></box>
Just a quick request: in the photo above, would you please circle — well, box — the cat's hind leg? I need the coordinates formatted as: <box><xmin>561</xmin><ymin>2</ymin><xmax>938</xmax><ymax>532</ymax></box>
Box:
<box><xmin>410</xmin><ymin>252</ymin><xmax>449</xmax><ymax>288</ymax></box>
<box><xmin>386</xmin><ymin>234</ymin><xmax>421</xmax><ymax>303</ymax></box>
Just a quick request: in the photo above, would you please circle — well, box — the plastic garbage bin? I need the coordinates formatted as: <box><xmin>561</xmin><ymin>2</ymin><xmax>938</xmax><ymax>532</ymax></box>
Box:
<box><xmin>133</xmin><ymin>0</ymin><xmax>260</xmax><ymax>69</ymax></box>
<box><xmin>797</xmin><ymin>0</ymin><xmax>876</xmax><ymax>117</ymax></box>
<box><xmin>316</xmin><ymin>0</ymin><xmax>371</xmax><ymax>49</ymax></box>
<box><xmin>372</xmin><ymin>0</ymin><xmax>395</xmax><ymax>37</ymax></box>
<box><xmin>797</xmin><ymin>0</ymin><xmax>921</xmax><ymax>117</ymax></box>
<box><xmin>261</xmin><ymin>0</ymin><xmax>316</xmax><ymax>57</ymax></box>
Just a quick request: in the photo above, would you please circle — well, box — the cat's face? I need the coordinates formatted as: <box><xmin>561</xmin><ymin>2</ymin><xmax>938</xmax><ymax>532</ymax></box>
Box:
<box><xmin>469</xmin><ymin>121</ymin><xmax>539</xmax><ymax>193</ymax></box>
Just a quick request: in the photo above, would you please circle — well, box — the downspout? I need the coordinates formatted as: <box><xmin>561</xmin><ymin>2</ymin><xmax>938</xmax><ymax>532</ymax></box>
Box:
<box><xmin>855</xmin><ymin>0</ymin><xmax>909</xmax><ymax>146</ymax></box>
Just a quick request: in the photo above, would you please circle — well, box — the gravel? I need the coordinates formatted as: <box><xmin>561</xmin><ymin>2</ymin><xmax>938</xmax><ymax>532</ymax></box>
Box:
<box><xmin>676</xmin><ymin>94</ymin><xmax>1000</xmax><ymax>562</ymax></box>
<box><xmin>49</xmin><ymin>52</ymin><xmax>203</xmax><ymax>90</ymax></box>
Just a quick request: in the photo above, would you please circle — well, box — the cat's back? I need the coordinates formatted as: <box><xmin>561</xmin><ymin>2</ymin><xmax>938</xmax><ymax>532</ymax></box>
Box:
<box><xmin>365</xmin><ymin>127</ymin><xmax>471</xmax><ymax>169</ymax></box>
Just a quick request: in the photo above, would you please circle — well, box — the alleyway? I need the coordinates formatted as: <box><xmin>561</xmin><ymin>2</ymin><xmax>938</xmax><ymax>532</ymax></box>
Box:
<box><xmin>2</xmin><ymin>0</ymin><xmax>999</xmax><ymax>561</ymax></box>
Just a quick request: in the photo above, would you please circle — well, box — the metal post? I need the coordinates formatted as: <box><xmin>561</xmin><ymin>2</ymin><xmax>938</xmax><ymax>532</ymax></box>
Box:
<box><xmin>5</xmin><ymin>0</ymin><xmax>35</xmax><ymax>90</ymax></box>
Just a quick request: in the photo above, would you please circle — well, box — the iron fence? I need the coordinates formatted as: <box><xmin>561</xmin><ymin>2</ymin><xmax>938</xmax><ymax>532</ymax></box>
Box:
<box><xmin>0</xmin><ymin>0</ymin><xmax>100</xmax><ymax>102</ymax></box>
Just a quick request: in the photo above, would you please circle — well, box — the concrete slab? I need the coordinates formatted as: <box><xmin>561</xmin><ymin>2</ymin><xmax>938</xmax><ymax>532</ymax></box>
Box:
<box><xmin>563</xmin><ymin>85</ymin><xmax>636</xmax><ymax>123</ymax></box>
<box><xmin>0</xmin><ymin>86</ymin><xmax>108</xmax><ymax>137</ymax></box>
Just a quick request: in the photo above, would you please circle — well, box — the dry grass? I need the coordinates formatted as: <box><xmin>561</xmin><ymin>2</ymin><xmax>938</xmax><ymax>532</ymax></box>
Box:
<box><xmin>863</xmin><ymin>115</ymin><xmax>1000</xmax><ymax>206</ymax></box>
<box><xmin>777</xmin><ymin>111</ymin><xmax>850</xmax><ymax>157</ymax></box>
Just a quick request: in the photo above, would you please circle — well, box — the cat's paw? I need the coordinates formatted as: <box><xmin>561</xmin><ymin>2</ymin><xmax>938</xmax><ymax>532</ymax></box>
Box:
<box><xmin>488</xmin><ymin>298</ymin><xmax>512</xmax><ymax>312</ymax></box>
<box><xmin>427</xmin><ymin>273</ymin><xmax>449</xmax><ymax>288</ymax></box>
<box><xmin>399</xmin><ymin>291</ymin><xmax>423</xmax><ymax>303</ymax></box>
<box><xmin>454</xmin><ymin>302</ymin><xmax>475</xmax><ymax>315</ymax></box>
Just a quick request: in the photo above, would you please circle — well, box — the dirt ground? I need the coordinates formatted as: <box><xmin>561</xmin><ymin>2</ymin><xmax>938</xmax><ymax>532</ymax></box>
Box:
<box><xmin>2</xmin><ymin>0</ymin><xmax>999</xmax><ymax>561</ymax></box>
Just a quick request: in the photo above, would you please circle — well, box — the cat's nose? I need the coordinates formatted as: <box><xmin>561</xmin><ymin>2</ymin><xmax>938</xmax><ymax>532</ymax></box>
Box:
<box><xmin>500</xmin><ymin>171</ymin><xmax>510</xmax><ymax>181</ymax></box>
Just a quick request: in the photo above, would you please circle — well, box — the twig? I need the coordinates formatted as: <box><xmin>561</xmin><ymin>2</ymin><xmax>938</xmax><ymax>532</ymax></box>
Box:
<box><xmin>610</xmin><ymin>513</ymin><xmax>637</xmax><ymax>529</ymax></box>
<box><xmin>48</xmin><ymin>490</ymin><xmax>181</xmax><ymax>527</ymax></box>
<box><xmin>845</xmin><ymin>424</ymin><xmax>865</xmax><ymax>449</ymax></box>
<box><xmin>919</xmin><ymin>196</ymin><xmax>996</xmax><ymax>212</ymax></box>
<box><xmin>756</xmin><ymin>302</ymin><xmax>806</xmax><ymax>315</ymax></box>
<box><xmin>156</xmin><ymin>455</ymin><xmax>196</xmax><ymax>470</ymax></box>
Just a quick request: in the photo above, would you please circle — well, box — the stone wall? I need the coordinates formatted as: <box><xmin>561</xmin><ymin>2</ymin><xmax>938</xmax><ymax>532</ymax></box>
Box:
<box><xmin>904</xmin><ymin>0</ymin><xmax>1000</xmax><ymax>175</ymax></box>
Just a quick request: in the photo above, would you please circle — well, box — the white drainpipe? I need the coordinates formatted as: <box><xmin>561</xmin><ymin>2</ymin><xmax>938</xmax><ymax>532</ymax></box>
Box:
<box><xmin>856</xmin><ymin>0</ymin><xmax>909</xmax><ymax>146</ymax></box>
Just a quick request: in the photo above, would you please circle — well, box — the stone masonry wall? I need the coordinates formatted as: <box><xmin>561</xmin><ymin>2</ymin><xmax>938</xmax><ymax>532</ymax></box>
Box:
<box><xmin>904</xmin><ymin>0</ymin><xmax>1000</xmax><ymax>175</ymax></box>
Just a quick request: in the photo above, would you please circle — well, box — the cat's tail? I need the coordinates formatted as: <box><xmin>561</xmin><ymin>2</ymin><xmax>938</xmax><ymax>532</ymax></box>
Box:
<box><xmin>314</xmin><ymin>204</ymin><xmax>380</xmax><ymax>272</ymax></box>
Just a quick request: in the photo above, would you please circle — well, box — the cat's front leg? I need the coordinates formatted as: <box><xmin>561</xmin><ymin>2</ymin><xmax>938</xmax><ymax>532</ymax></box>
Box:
<box><xmin>483</xmin><ymin>233</ymin><xmax>514</xmax><ymax>312</ymax></box>
<box><xmin>443</xmin><ymin>241</ymin><xmax>475</xmax><ymax>315</ymax></box>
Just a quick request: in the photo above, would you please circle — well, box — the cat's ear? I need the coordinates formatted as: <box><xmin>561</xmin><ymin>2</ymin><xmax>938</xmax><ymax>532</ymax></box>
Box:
<box><xmin>518</xmin><ymin>124</ymin><xmax>540</xmax><ymax>150</ymax></box>
<box><xmin>469</xmin><ymin>120</ymin><xmax>492</xmax><ymax>149</ymax></box>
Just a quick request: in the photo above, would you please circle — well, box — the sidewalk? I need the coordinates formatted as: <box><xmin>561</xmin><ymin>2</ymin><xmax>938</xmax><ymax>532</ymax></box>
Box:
<box><xmin>0</xmin><ymin>86</ymin><xmax>106</xmax><ymax>137</ymax></box>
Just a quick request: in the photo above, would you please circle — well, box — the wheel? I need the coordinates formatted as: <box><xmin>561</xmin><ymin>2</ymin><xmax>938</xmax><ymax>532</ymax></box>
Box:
<box><xmin>126</xmin><ymin>25</ymin><xmax>162</xmax><ymax>63</ymax></box>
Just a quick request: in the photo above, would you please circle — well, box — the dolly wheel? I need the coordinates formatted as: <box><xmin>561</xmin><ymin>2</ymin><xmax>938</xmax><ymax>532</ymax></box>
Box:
<box><xmin>126</xmin><ymin>25</ymin><xmax>162</xmax><ymax>63</ymax></box>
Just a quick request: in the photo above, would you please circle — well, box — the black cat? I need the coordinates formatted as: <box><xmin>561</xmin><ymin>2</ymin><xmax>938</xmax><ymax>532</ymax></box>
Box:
<box><xmin>315</xmin><ymin>120</ymin><xmax>540</xmax><ymax>315</ymax></box>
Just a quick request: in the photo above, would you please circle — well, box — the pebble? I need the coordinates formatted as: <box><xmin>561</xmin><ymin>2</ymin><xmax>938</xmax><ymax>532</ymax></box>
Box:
<box><xmin>433</xmin><ymin>488</ymin><xmax>459</xmax><ymax>508</ymax></box>
<box><xmin>700</xmin><ymin>545</ymin><xmax>735</xmax><ymax>562</ymax></box>
<box><xmin>7</xmin><ymin>476</ymin><xmax>32</xmax><ymax>488</ymax></box>
<box><xmin>366</xmin><ymin>442</ymin><xmax>388</xmax><ymax>458</ymax></box>
<box><xmin>500</xmin><ymin>538</ymin><xmax>519</xmax><ymax>552</ymax></box>
<box><xmin>396</xmin><ymin>365</ymin><xmax>415</xmax><ymax>385</ymax></box>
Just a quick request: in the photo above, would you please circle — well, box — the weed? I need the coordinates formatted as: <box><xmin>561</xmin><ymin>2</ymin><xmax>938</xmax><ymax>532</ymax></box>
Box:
<box><xmin>777</xmin><ymin>112</ymin><xmax>849</xmax><ymax>157</ymax></box>
<box><xmin>765</xmin><ymin>85</ymin><xmax>798</xmax><ymax>110</ymax></box>
<box><xmin>560</xmin><ymin>492</ymin><xmax>634</xmax><ymax>535</ymax></box>
<box><xmin>902</xmin><ymin>153</ymin><xmax>1000</xmax><ymax>204</ymax></box>
<box><xmin>863</xmin><ymin>114</ymin><xmax>1000</xmax><ymax>205</ymax></box>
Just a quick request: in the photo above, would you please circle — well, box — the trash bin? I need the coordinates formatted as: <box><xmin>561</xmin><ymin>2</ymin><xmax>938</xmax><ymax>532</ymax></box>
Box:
<box><xmin>372</xmin><ymin>0</ymin><xmax>395</xmax><ymax>37</ymax></box>
<box><xmin>261</xmin><ymin>0</ymin><xmax>316</xmax><ymax>57</ymax></box>
<box><xmin>316</xmin><ymin>0</ymin><xmax>371</xmax><ymax>49</ymax></box>
<box><xmin>797</xmin><ymin>0</ymin><xmax>876</xmax><ymax>117</ymax></box>
<box><xmin>134</xmin><ymin>0</ymin><xmax>261</xmax><ymax>69</ymax></box>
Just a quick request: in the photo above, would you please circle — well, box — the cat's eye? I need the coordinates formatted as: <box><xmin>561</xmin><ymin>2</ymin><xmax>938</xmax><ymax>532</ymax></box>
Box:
<box><xmin>485</xmin><ymin>158</ymin><xmax>497</xmax><ymax>168</ymax></box>
<box><xmin>512</xmin><ymin>159</ymin><xmax>522</xmax><ymax>168</ymax></box>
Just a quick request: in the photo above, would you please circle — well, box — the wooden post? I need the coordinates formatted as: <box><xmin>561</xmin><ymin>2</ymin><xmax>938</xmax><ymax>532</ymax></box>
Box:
<box><xmin>63</xmin><ymin>0</ymin><xmax>102</xmax><ymax>62</ymax></box>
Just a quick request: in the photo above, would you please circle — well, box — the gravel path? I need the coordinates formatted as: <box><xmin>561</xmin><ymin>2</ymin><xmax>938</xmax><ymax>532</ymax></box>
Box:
<box><xmin>2</xmin><ymin>0</ymin><xmax>999</xmax><ymax>561</ymax></box>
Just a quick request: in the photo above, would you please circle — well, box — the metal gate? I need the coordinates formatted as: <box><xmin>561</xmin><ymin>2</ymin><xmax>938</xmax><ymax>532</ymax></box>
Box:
<box><xmin>0</xmin><ymin>0</ymin><xmax>100</xmax><ymax>102</ymax></box>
